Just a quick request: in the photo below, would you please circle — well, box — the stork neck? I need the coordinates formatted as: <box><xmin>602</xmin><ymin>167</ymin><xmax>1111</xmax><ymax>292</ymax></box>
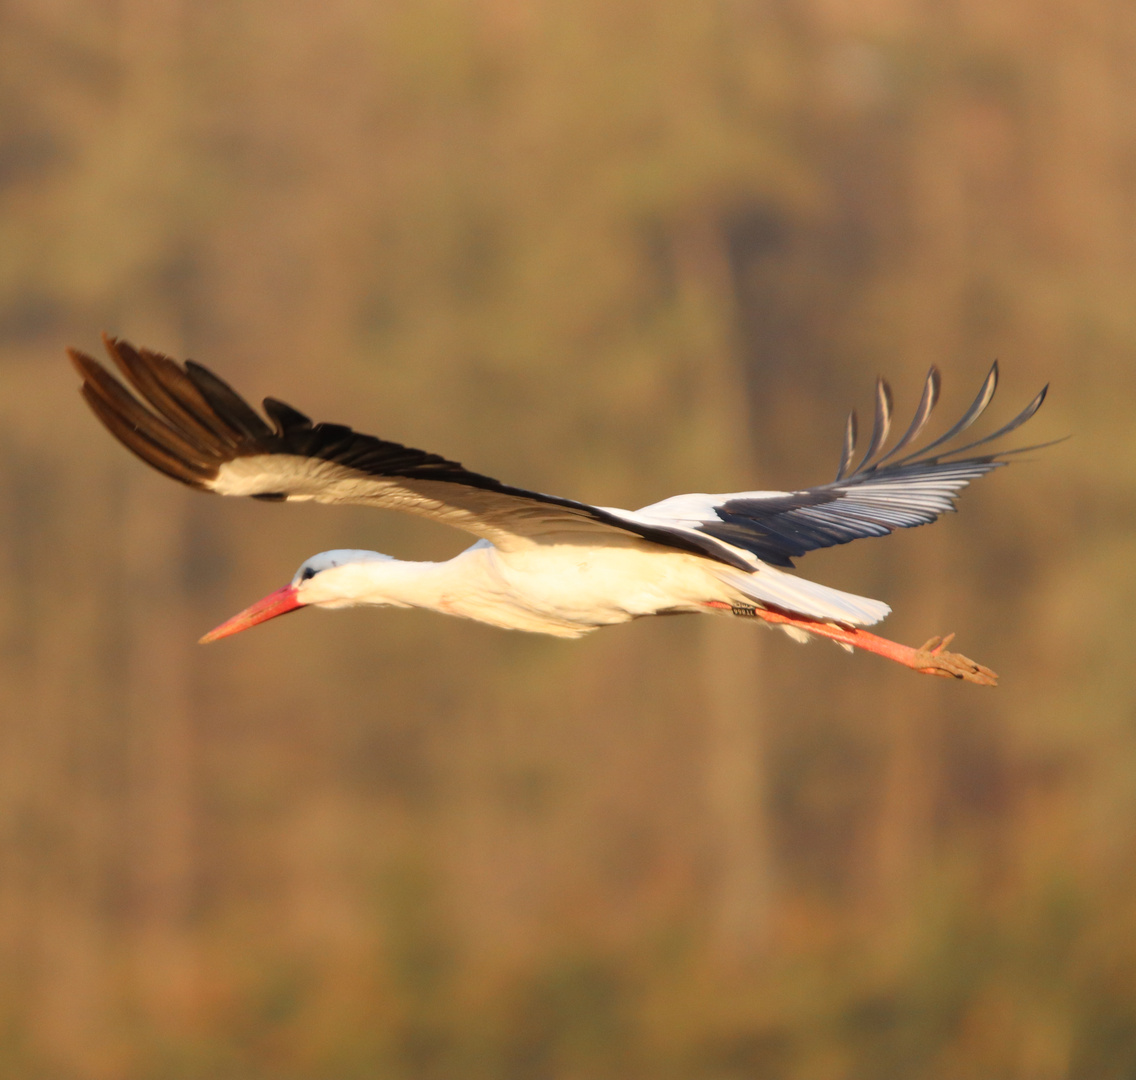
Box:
<box><xmin>303</xmin><ymin>549</ymin><xmax>484</xmax><ymax>612</ymax></box>
<box><xmin>347</xmin><ymin>556</ymin><xmax>453</xmax><ymax>609</ymax></box>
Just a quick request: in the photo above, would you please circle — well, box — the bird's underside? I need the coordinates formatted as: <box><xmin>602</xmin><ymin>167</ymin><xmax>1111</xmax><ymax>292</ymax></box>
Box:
<box><xmin>69</xmin><ymin>335</ymin><xmax>1052</xmax><ymax>685</ymax></box>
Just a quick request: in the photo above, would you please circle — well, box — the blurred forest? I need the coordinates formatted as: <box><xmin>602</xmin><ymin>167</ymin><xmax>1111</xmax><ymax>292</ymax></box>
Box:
<box><xmin>1</xmin><ymin>0</ymin><xmax>1134</xmax><ymax>1077</ymax></box>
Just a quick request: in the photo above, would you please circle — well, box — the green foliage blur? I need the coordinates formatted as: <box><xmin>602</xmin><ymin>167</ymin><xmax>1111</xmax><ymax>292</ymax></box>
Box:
<box><xmin>0</xmin><ymin>1</ymin><xmax>1133</xmax><ymax>1077</ymax></box>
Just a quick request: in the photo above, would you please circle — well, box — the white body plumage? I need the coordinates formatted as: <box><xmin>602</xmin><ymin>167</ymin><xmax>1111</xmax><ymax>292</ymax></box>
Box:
<box><xmin>293</xmin><ymin>538</ymin><xmax>889</xmax><ymax>639</ymax></box>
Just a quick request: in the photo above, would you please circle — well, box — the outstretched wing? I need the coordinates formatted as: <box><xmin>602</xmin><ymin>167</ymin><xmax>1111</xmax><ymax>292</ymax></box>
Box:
<box><xmin>69</xmin><ymin>336</ymin><xmax>754</xmax><ymax>568</ymax></box>
<box><xmin>614</xmin><ymin>364</ymin><xmax>1052</xmax><ymax>568</ymax></box>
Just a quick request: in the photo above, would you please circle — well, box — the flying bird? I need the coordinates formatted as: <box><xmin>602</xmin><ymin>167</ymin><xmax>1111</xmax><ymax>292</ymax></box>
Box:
<box><xmin>69</xmin><ymin>336</ymin><xmax>1052</xmax><ymax>685</ymax></box>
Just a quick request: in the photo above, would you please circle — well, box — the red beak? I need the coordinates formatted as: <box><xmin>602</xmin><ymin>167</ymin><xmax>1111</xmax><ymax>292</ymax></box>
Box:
<box><xmin>199</xmin><ymin>585</ymin><xmax>305</xmax><ymax>644</ymax></box>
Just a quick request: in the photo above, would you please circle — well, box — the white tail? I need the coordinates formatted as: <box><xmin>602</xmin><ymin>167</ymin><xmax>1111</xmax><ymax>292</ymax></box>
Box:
<box><xmin>723</xmin><ymin>565</ymin><xmax>891</xmax><ymax>627</ymax></box>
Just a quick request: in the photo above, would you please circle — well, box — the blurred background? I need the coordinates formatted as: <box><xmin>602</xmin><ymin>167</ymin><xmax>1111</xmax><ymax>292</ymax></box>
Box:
<box><xmin>0</xmin><ymin>0</ymin><xmax>1133</xmax><ymax>1077</ymax></box>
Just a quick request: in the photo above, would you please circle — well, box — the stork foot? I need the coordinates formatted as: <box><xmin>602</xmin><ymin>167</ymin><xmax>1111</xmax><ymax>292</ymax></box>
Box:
<box><xmin>711</xmin><ymin>602</ymin><xmax>1000</xmax><ymax>686</ymax></box>
<box><xmin>909</xmin><ymin>633</ymin><xmax>998</xmax><ymax>686</ymax></box>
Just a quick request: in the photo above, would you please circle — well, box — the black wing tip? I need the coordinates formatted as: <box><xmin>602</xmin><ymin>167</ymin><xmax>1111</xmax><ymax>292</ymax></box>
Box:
<box><xmin>183</xmin><ymin>360</ymin><xmax>274</xmax><ymax>440</ymax></box>
<box><xmin>263</xmin><ymin>396</ymin><xmax>313</xmax><ymax>435</ymax></box>
<box><xmin>71</xmin><ymin>335</ymin><xmax>240</xmax><ymax>487</ymax></box>
<box><xmin>67</xmin><ymin>345</ymin><xmax>100</xmax><ymax>382</ymax></box>
<box><xmin>835</xmin><ymin>362</ymin><xmax>1051</xmax><ymax>479</ymax></box>
<box><xmin>878</xmin><ymin>376</ymin><xmax>893</xmax><ymax>411</ymax></box>
<box><xmin>720</xmin><ymin>363</ymin><xmax>1051</xmax><ymax>568</ymax></box>
<box><xmin>834</xmin><ymin>409</ymin><xmax>858</xmax><ymax>481</ymax></box>
<box><xmin>77</xmin><ymin>381</ymin><xmax>212</xmax><ymax>489</ymax></box>
<box><xmin>68</xmin><ymin>335</ymin><xmax>497</xmax><ymax>495</ymax></box>
<box><xmin>849</xmin><ymin>376</ymin><xmax>895</xmax><ymax>474</ymax></box>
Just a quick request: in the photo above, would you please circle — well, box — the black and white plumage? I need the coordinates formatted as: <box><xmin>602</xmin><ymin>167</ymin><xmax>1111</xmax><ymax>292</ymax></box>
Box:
<box><xmin>70</xmin><ymin>336</ymin><xmax>1052</xmax><ymax>683</ymax></box>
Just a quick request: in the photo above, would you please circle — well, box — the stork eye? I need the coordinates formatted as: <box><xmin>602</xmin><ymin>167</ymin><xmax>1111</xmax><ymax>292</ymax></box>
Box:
<box><xmin>300</xmin><ymin>566</ymin><xmax>317</xmax><ymax>581</ymax></box>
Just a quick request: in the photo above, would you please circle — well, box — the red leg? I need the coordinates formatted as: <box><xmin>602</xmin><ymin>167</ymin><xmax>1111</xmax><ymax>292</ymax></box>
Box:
<box><xmin>704</xmin><ymin>603</ymin><xmax>998</xmax><ymax>686</ymax></box>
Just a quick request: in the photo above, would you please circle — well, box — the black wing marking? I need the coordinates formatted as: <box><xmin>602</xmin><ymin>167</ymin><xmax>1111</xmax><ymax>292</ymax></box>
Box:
<box><xmin>70</xmin><ymin>336</ymin><xmax>755</xmax><ymax>569</ymax></box>
<box><xmin>697</xmin><ymin>364</ymin><xmax>1053</xmax><ymax>567</ymax></box>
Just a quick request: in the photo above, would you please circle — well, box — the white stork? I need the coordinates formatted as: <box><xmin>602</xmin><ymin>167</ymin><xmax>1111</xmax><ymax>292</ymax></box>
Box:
<box><xmin>69</xmin><ymin>336</ymin><xmax>1053</xmax><ymax>685</ymax></box>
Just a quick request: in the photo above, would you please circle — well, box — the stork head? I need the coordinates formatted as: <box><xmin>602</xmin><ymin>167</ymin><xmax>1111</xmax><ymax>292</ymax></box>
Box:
<box><xmin>199</xmin><ymin>549</ymin><xmax>395</xmax><ymax>643</ymax></box>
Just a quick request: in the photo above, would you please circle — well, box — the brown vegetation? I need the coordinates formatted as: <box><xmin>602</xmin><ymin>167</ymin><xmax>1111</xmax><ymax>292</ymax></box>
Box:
<box><xmin>0</xmin><ymin>0</ymin><xmax>1133</xmax><ymax>1076</ymax></box>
